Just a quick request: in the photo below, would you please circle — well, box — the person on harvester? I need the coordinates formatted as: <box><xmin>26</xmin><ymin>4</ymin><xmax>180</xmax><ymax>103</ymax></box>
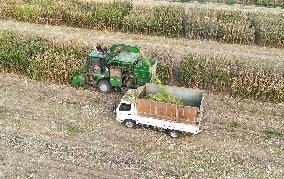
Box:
<box><xmin>96</xmin><ymin>43</ymin><xmax>103</xmax><ymax>52</ymax></box>
<box><xmin>96</xmin><ymin>43</ymin><xmax>108</xmax><ymax>54</ymax></box>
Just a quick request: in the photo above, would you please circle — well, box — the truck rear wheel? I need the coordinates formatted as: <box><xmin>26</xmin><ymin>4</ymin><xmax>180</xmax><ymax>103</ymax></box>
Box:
<box><xmin>124</xmin><ymin>119</ymin><xmax>135</xmax><ymax>128</ymax></box>
<box><xmin>168</xmin><ymin>130</ymin><xmax>181</xmax><ymax>138</ymax></box>
<box><xmin>97</xmin><ymin>80</ymin><xmax>112</xmax><ymax>93</ymax></box>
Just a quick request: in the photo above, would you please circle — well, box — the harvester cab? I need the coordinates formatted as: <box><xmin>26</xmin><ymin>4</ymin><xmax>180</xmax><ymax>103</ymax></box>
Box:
<box><xmin>71</xmin><ymin>44</ymin><xmax>157</xmax><ymax>93</ymax></box>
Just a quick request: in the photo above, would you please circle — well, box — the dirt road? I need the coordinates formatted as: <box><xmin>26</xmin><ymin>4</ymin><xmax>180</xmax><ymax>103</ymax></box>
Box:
<box><xmin>0</xmin><ymin>73</ymin><xmax>283</xmax><ymax>178</ymax></box>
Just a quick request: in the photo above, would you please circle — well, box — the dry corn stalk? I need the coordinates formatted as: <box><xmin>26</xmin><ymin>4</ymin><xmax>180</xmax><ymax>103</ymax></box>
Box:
<box><xmin>0</xmin><ymin>0</ymin><xmax>283</xmax><ymax>48</ymax></box>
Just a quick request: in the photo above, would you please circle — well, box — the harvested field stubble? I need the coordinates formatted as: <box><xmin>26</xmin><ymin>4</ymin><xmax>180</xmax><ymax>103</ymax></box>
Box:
<box><xmin>0</xmin><ymin>0</ymin><xmax>283</xmax><ymax>48</ymax></box>
<box><xmin>0</xmin><ymin>73</ymin><xmax>284</xmax><ymax>178</ymax></box>
<box><xmin>0</xmin><ymin>30</ymin><xmax>283</xmax><ymax>102</ymax></box>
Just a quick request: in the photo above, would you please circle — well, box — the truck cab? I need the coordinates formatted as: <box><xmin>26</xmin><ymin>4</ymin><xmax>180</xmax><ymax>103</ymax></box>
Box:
<box><xmin>116</xmin><ymin>100</ymin><xmax>138</xmax><ymax>128</ymax></box>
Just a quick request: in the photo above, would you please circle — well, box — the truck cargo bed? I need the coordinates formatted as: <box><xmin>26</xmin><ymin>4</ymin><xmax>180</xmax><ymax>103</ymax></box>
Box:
<box><xmin>137</xmin><ymin>99</ymin><xmax>199</xmax><ymax>124</ymax></box>
<box><xmin>137</xmin><ymin>84</ymin><xmax>204</xmax><ymax>124</ymax></box>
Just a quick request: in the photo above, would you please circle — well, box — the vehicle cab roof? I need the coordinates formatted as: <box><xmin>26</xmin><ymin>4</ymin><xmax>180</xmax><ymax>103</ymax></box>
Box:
<box><xmin>88</xmin><ymin>50</ymin><xmax>106</xmax><ymax>58</ymax></box>
<box><xmin>110</xmin><ymin>51</ymin><xmax>140</xmax><ymax>64</ymax></box>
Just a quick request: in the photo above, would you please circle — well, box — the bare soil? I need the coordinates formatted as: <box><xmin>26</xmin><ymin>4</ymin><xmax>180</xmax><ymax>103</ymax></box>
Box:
<box><xmin>0</xmin><ymin>73</ymin><xmax>283</xmax><ymax>178</ymax></box>
<box><xmin>0</xmin><ymin>20</ymin><xmax>284</xmax><ymax>71</ymax></box>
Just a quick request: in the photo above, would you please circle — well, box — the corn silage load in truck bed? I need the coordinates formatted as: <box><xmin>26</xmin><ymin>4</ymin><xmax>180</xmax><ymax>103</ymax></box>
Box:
<box><xmin>122</xmin><ymin>84</ymin><xmax>184</xmax><ymax>105</ymax></box>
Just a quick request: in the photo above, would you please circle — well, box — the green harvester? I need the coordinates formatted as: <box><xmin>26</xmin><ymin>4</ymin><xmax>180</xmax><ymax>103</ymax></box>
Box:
<box><xmin>71</xmin><ymin>44</ymin><xmax>157</xmax><ymax>92</ymax></box>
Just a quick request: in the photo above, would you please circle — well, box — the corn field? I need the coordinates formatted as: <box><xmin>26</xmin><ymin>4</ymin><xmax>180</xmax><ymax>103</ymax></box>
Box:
<box><xmin>178</xmin><ymin>54</ymin><xmax>284</xmax><ymax>102</ymax></box>
<box><xmin>0</xmin><ymin>0</ymin><xmax>132</xmax><ymax>30</ymax></box>
<box><xmin>1</xmin><ymin>30</ymin><xmax>283</xmax><ymax>102</ymax></box>
<box><xmin>29</xmin><ymin>48</ymin><xmax>85</xmax><ymax>84</ymax></box>
<box><xmin>122</xmin><ymin>5</ymin><xmax>184</xmax><ymax>37</ymax></box>
<box><xmin>144</xmin><ymin>50</ymin><xmax>175</xmax><ymax>85</ymax></box>
<box><xmin>186</xmin><ymin>9</ymin><xmax>256</xmax><ymax>44</ymax></box>
<box><xmin>251</xmin><ymin>13</ymin><xmax>284</xmax><ymax>47</ymax></box>
<box><xmin>0</xmin><ymin>0</ymin><xmax>283</xmax><ymax>48</ymax></box>
<box><xmin>0</xmin><ymin>31</ymin><xmax>44</xmax><ymax>75</ymax></box>
<box><xmin>0</xmin><ymin>31</ymin><xmax>86</xmax><ymax>84</ymax></box>
<box><xmin>176</xmin><ymin>0</ymin><xmax>284</xmax><ymax>8</ymax></box>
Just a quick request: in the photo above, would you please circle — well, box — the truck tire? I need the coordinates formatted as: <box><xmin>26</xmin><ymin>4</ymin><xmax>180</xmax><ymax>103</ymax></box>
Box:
<box><xmin>124</xmin><ymin>119</ymin><xmax>135</xmax><ymax>128</ymax></box>
<box><xmin>97</xmin><ymin>80</ymin><xmax>112</xmax><ymax>93</ymax></box>
<box><xmin>168</xmin><ymin>130</ymin><xmax>181</xmax><ymax>138</ymax></box>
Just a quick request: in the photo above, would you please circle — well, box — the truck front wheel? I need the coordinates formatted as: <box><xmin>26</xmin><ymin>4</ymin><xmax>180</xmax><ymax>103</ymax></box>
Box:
<box><xmin>124</xmin><ymin>119</ymin><xmax>135</xmax><ymax>128</ymax></box>
<box><xmin>97</xmin><ymin>80</ymin><xmax>112</xmax><ymax>93</ymax></box>
<box><xmin>168</xmin><ymin>130</ymin><xmax>181</xmax><ymax>138</ymax></box>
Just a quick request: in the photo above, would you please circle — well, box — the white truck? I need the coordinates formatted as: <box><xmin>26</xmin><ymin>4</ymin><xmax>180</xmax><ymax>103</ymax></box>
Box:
<box><xmin>115</xmin><ymin>83</ymin><xmax>205</xmax><ymax>138</ymax></box>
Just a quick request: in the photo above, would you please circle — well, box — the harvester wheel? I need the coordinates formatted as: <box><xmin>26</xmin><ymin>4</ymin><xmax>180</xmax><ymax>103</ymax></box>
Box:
<box><xmin>124</xmin><ymin>119</ymin><xmax>135</xmax><ymax>128</ymax></box>
<box><xmin>168</xmin><ymin>130</ymin><xmax>181</xmax><ymax>138</ymax></box>
<box><xmin>97</xmin><ymin>80</ymin><xmax>112</xmax><ymax>93</ymax></box>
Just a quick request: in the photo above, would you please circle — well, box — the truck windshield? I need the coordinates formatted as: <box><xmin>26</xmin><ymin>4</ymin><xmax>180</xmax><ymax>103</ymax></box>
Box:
<box><xmin>119</xmin><ymin>103</ymin><xmax>131</xmax><ymax>111</ymax></box>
